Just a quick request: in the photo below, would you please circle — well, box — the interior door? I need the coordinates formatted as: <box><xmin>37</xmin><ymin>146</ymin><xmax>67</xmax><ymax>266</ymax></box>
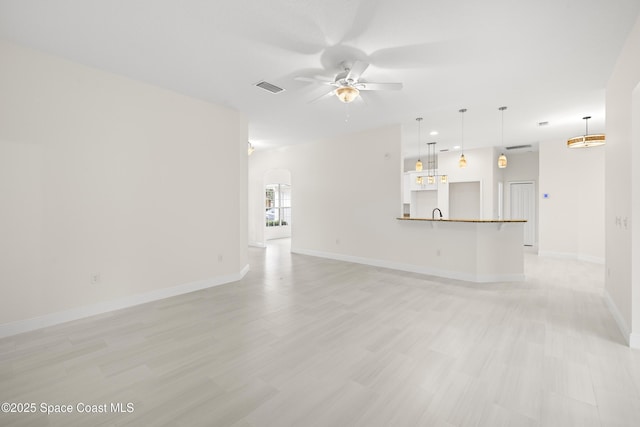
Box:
<box><xmin>510</xmin><ymin>182</ymin><xmax>536</xmax><ymax>246</ymax></box>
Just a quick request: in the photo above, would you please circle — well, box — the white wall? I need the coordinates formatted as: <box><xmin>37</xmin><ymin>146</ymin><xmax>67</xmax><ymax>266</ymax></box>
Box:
<box><xmin>249</xmin><ymin>125</ymin><xmax>403</xmax><ymax>254</ymax></box>
<box><xmin>605</xmin><ymin>13</ymin><xmax>640</xmax><ymax>347</ymax></box>
<box><xmin>538</xmin><ymin>138</ymin><xmax>604</xmax><ymax>263</ymax></box>
<box><xmin>449</xmin><ymin>182</ymin><xmax>481</xmax><ymax>218</ymax></box>
<box><xmin>410</xmin><ymin>190</ymin><xmax>438</xmax><ymax>218</ymax></box>
<box><xmin>0</xmin><ymin>40</ymin><xmax>248</xmax><ymax>333</ymax></box>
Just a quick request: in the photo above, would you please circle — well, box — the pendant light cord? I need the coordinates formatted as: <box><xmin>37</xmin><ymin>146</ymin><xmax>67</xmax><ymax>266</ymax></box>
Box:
<box><xmin>499</xmin><ymin>106</ymin><xmax>507</xmax><ymax>146</ymax></box>
<box><xmin>584</xmin><ymin>116</ymin><xmax>589</xmax><ymax>136</ymax></box>
<box><xmin>501</xmin><ymin>109</ymin><xmax>504</xmax><ymax>145</ymax></box>
<box><xmin>416</xmin><ymin>117</ymin><xmax>423</xmax><ymax>161</ymax></box>
<box><xmin>459</xmin><ymin>108</ymin><xmax>467</xmax><ymax>154</ymax></box>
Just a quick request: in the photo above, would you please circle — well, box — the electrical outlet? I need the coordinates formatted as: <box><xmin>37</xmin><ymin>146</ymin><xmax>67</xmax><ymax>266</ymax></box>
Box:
<box><xmin>90</xmin><ymin>274</ymin><xmax>101</xmax><ymax>285</ymax></box>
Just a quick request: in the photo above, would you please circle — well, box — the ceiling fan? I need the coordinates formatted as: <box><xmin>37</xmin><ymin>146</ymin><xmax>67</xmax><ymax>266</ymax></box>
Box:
<box><xmin>302</xmin><ymin>61</ymin><xmax>403</xmax><ymax>104</ymax></box>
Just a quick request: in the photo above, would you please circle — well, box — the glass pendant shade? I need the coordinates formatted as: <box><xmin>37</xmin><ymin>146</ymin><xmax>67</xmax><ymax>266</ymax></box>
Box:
<box><xmin>567</xmin><ymin>134</ymin><xmax>605</xmax><ymax>148</ymax></box>
<box><xmin>498</xmin><ymin>153</ymin><xmax>507</xmax><ymax>168</ymax></box>
<box><xmin>416</xmin><ymin>159</ymin><xmax>423</xmax><ymax>171</ymax></box>
<box><xmin>427</xmin><ymin>176</ymin><xmax>435</xmax><ymax>184</ymax></box>
<box><xmin>416</xmin><ymin>176</ymin><xmax>423</xmax><ymax>184</ymax></box>
<box><xmin>441</xmin><ymin>175</ymin><xmax>448</xmax><ymax>184</ymax></box>
<box><xmin>459</xmin><ymin>153</ymin><xmax>467</xmax><ymax>168</ymax></box>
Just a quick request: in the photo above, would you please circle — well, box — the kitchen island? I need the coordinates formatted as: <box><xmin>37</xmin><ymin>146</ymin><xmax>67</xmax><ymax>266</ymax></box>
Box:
<box><xmin>394</xmin><ymin>217</ymin><xmax>527</xmax><ymax>282</ymax></box>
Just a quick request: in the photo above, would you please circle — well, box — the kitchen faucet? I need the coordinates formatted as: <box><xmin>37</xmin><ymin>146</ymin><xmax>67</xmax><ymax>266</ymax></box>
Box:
<box><xmin>432</xmin><ymin>208</ymin><xmax>443</xmax><ymax>219</ymax></box>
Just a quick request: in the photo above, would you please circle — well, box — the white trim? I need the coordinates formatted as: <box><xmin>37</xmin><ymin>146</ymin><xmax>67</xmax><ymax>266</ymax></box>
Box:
<box><xmin>603</xmin><ymin>287</ymin><xmax>633</xmax><ymax>346</ymax></box>
<box><xmin>239</xmin><ymin>264</ymin><xmax>250</xmax><ymax>277</ymax></box>
<box><xmin>0</xmin><ymin>265</ymin><xmax>250</xmax><ymax>339</ymax></box>
<box><xmin>538</xmin><ymin>250</ymin><xmax>605</xmax><ymax>265</ymax></box>
<box><xmin>508</xmin><ymin>180</ymin><xmax>536</xmax><ymax>246</ymax></box>
<box><xmin>292</xmin><ymin>247</ymin><xmax>524</xmax><ymax>284</ymax></box>
<box><xmin>631</xmin><ymin>333</ymin><xmax>640</xmax><ymax>349</ymax></box>
<box><xmin>249</xmin><ymin>241</ymin><xmax>267</xmax><ymax>248</ymax></box>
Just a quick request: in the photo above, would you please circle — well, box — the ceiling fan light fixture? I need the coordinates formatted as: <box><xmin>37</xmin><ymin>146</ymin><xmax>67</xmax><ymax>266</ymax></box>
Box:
<box><xmin>335</xmin><ymin>86</ymin><xmax>359</xmax><ymax>103</ymax></box>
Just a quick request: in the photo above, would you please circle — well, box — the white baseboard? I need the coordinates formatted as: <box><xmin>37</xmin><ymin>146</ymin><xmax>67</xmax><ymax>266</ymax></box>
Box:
<box><xmin>291</xmin><ymin>248</ymin><xmax>524</xmax><ymax>284</ymax></box>
<box><xmin>538</xmin><ymin>250</ymin><xmax>605</xmax><ymax>265</ymax></box>
<box><xmin>603</xmin><ymin>287</ymin><xmax>636</xmax><ymax>347</ymax></box>
<box><xmin>0</xmin><ymin>265</ymin><xmax>250</xmax><ymax>339</ymax></box>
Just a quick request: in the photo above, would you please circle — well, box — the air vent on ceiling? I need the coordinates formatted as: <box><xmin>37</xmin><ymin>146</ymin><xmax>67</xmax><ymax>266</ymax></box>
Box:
<box><xmin>439</xmin><ymin>149</ymin><xmax>449</xmax><ymax>152</ymax></box>
<box><xmin>255</xmin><ymin>81</ymin><xmax>285</xmax><ymax>94</ymax></box>
<box><xmin>538</xmin><ymin>121</ymin><xmax>549</xmax><ymax>127</ymax></box>
<box><xmin>506</xmin><ymin>144</ymin><xmax>532</xmax><ymax>150</ymax></box>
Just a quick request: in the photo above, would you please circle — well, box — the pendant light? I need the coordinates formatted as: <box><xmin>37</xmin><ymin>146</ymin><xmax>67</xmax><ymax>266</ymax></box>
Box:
<box><xmin>415</xmin><ymin>118</ymin><xmax>423</xmax><ymax>171</ymax></box>
<box><xmin>247</xmin><ymin>141</ymin><xmax>255</xmax><ymax>155</ymax></box>
<box><xmin>458</xmin><ymin>108</ymin><xmax>467</xmax><ymax>168</ymax></box>
<box><xmin>567</xmin><ymin>116</ymin><xmax>605</xmax><ymax>148</ymax></box>
<box><xmin>427</xmin><ymin>142</ymin><xmax>435</xmax><ymax>184</ymax></box>
<box><xmin>498</xmin><ymin>106</ymin><xmax>508</xmax><ymax>168</ymax></box>
<box><xmin>415</xmin><ymin>117</ymin><xmax>423</xmax><ymax>184</ymax></box>
<box><xmin>424</xmin><ymin>142</ymin><xmax>447</xmax><ymax>184</ymax></box>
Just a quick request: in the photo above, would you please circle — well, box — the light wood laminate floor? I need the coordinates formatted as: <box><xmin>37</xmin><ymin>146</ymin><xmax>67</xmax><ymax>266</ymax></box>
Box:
<box><xmin>1</xmin><ymin>239</ymin><xmax>639</xmax><ymax>426</ymax></box>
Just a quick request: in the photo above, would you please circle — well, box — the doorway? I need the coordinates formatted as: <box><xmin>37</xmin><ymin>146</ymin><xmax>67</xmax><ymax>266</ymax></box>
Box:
<box><xmin>264</xmin><ymin>169</ymin><xmax>292</xmax><ymax>241</ymax></box>
<box><xmin>510</xmin><ymin>181</ymin><xmax>536</xmax><ymax>246</ymax></box>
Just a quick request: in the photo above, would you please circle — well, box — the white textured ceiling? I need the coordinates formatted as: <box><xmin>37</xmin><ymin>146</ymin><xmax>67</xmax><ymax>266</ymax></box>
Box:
<box><xmin>1</xmin><ymin>0</ymin><xmax>638</xmax><ymax>158</ymax></box>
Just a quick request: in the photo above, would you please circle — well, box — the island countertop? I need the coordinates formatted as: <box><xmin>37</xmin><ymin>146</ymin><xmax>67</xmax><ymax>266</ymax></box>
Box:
<box><xmin>396</xmin><ymin>217</ymin><xmax>527</xmax><ymax>223</ymax></box>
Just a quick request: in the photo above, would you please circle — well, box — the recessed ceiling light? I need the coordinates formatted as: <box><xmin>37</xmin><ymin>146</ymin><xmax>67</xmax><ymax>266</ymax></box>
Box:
<box><xmin>430</xmin><ymin>131</ymin><xmax>438</xmax><ymax>136</ymax></box>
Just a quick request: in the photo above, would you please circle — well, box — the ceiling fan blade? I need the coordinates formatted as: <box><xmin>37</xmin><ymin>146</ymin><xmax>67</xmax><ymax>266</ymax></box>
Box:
<box><xmin>338</xmin><ymin>0</ymin><xmax>381</xmax><ymax>44</ymax></box>
<box><xmin>295</xmin><ymin>76</ymin><xmax>335</xmax><ymax>85</ymax></box>
<box><xmin>308</xmin><ymin>89</ymin><xmax>336</xmax><ymax>104</ymax></box>
<box><xmin>346</xmin><ymin>61</ymin><xmax>369</xmax><ymax>81</ymax></box>
<box><xmin>369</xmin><ymin>40</ymin><xmax>480</xmax><ymax>69</ymax></box>
<box><xmin>356</xmin><ymin>82</ymin><xmax>403</xmax><ymax>91</ymax></box>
